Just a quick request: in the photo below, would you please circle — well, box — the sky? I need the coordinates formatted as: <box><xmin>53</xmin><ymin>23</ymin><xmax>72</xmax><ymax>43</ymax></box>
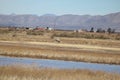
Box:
<box><xmin>0</xmin><ymin>0</ymin><xmax>120</xmax><ymax>15</ymax></box>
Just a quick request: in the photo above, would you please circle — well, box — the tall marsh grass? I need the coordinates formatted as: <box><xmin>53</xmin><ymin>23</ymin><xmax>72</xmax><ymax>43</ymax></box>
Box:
<box><xmin>0</xmin><ymin>43</ymin><xmax>120</xmax><ymax>64</ymax></box>
<box><xmin>0</xmin><ymin>65</ymin><xmax>120</xmax><ymax>80</ymax></box>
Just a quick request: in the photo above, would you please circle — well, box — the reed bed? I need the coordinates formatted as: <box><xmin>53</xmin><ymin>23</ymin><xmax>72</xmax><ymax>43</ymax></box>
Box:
<box><xmin>0</xmin><ymin>29</ymin><xmax>120</xmax><ymax>64</ymax></box>
<box><xmin>0</xmin><ymin>65</ymin><xmax>120</xmax><ymax>80</ymax></box>
<box><xmin>0</xmin><ymin>42</ymin><xmax>120</xmax><ymax>64</ymax></box>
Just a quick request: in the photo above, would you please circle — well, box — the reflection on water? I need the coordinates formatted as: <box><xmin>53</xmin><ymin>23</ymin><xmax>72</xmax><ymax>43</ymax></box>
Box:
<box><xmin>0</xmin><ymin>56</ymin><xmax>120</xmax><ymax>73</ymax></box>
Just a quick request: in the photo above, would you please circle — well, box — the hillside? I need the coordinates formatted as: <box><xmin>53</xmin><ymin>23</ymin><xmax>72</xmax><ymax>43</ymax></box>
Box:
<box><xmin>0</xmin><ymin>12</ymin><xmax>120</xmax><ymax>31</ymax></box>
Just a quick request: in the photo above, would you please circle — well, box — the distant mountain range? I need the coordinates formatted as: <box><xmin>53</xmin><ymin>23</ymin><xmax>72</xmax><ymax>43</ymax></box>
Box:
<box><xmin>0</xmin><ymin>12</ymin><xmax>120</xmax><ymax>31</ymax></box>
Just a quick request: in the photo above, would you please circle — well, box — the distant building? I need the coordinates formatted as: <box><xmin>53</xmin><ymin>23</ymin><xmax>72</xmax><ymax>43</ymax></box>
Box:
<box><xmin>35</xmin><ymin>27</ymin><xmax>45</xmax><ymax>31</ymax></box>
<box><xmin>25</xmin><ymin>27</ymin><xmax>34</xmax><ymax>30</ymax></box>
<box><xmin>46</xmin><ymin>27</ymin><xmax>54</xmax><ymax>31</ymax></box>
<box><xmin>74</xmin><ymin>29</ymin><xmax>88</xmax><ymax>33</ymax></box>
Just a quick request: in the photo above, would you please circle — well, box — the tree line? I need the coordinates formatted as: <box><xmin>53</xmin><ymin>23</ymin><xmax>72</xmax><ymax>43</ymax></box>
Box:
<box><xmin>90</xmin><ymin>27</ymin><xmax>115</xmax><ymax>33</ymax></box>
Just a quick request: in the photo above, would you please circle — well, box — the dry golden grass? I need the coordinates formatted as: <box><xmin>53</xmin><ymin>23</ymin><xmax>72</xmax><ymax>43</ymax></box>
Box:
<box><xmin>0</xmin><ymin>41</ymin><xmax>120</xmax><ymax>64</ymax></box>
<box><xmin>0</xmin><ymin>30</ymin><xmax>120</xmax><ymax>64</ymax></box>
<box><xmin>61</xmin><ymin>37</ymin><xmax>120</xmax><ymax>48</ymax></box>
<box><xmin>0</xmin><ymin>29</ymin><xmax>120</xmax><ymax>48</ymax></box>
<box><xmin>0</xmin><ymin>65</ymin><xmax>120</xmax><ymax>80</ymax></box>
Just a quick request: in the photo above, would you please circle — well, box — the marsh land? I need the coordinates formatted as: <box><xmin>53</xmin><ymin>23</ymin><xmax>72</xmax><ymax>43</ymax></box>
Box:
<box><xmin>0</xmin><ymin>65</ymin><xmax>120</xmax><ymax>80</ymax></box>
<box><xmin>0</xmin><ymin>28</ymin><xmax>120</xmax><ymax>80</ymax></box>
<box><xmin>0</xmin><ymin>28</ymin><xmax>120</xmax><ymax>64</ymax></box>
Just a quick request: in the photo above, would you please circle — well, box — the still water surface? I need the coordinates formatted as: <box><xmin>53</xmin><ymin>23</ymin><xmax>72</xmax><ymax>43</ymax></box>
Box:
<box><xmin>0</xmin><ymin>56</ymin><xmax>120</xmax><ymax>73</ymax></box>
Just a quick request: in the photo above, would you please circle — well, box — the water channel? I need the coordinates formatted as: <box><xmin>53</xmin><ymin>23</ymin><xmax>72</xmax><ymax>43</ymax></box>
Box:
<box><xmin>0</xmin><ymin>56</ymin><xmax>120</xmax><ymax>73</ymax></box>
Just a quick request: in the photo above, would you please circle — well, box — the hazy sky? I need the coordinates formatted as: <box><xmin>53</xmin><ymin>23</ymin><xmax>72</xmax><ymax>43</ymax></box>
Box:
<box><xmin>0</xmin><ymin>0</ymin><xmax>120</xmax><ymax>15</ymax></box>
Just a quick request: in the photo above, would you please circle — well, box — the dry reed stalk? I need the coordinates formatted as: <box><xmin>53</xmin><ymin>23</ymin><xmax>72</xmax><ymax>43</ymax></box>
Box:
<box><xmin>0</xmin><ymin>42</ymin><xmax>120</xmax><ymax>64</ymax></box>
<box><xmin>0</xmin><ymin>65</ymin><xmax>120</xmax><ymax>80</ymax></box>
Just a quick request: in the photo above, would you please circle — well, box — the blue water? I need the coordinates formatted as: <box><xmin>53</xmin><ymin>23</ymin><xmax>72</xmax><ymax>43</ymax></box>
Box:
<box><xmin>0</xmin><ymin>56</ymin><xmax>120</xmax><ymax>73</ymax></box>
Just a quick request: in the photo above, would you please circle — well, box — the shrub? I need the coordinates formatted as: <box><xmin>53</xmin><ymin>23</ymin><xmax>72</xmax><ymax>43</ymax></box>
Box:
<box><xmin>27</xmin><ymin>30</ymin><xmax>44</xmax><ymax>35</ymax></box>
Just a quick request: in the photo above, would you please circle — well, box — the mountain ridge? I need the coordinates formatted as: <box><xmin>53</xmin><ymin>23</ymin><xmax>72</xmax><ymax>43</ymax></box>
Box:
<box><xmin>0</xmin><ymin>12</ymin><xmax>120</xmax><ymax>31</ymax></box>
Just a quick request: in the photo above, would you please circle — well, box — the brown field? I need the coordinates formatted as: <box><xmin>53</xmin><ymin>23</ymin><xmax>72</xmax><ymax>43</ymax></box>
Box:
<box><xmin>0</xmin><ymin>41</ymin><xmax>120</xmax><ymax>64</ymax></box>
<box><xmin>0</xmin><ymin>28</ymin><xmax>120</xmax><ymax>80</ymax></box>
<box><xmin>0</xmin><ymin>29</ymin><xmax>120</xmax><ymax>64</ymax></box>
<box><xmin>0</xmin><ymin>29</ymin><xmax>120</xmax><ymax>47</ymax></box>
<box><xmin>0</xmin><ymin>65</ymin><xmax>120</xmax><ymax>80</ymax></box>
